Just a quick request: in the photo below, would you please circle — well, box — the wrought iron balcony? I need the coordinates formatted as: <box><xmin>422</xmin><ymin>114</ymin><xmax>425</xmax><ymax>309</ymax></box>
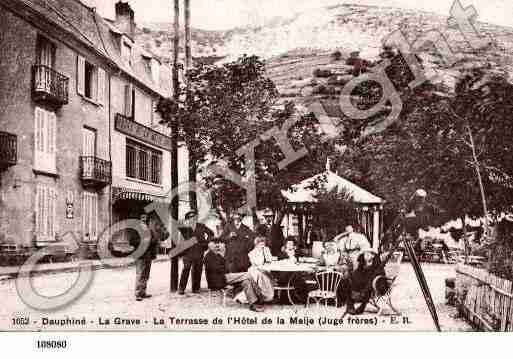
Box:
<box><xmin>32</xmin><ymin>65</ymin><xmax>69</xmax><ymax>106</ymax></box>
<box><xmin>80</xmin><ymin>156</ymin><xmax>112</xmax><ymax>188</ymax></box>
<box><xmin>0</xmin><ymin>131</ymin><xmax>17</xmax><ymax>170</ymax></box>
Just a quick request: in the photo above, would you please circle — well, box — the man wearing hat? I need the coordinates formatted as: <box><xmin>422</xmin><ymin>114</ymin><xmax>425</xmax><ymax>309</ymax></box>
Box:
<box><xmin>178</xmin><ymin>210</ymin><xmax>214</xmax><ymax>295</ymax></box>
<box><xmin>133</xmin><ymin>212</ymin><xmax>169</xmax><ymax>301</ymax></box>
<box><xmin>335</xmin><ymin>225</ymin><xmax>371</xmax><ymax>270</ymax></box>
<box><xmin>255</xmin><ymin>208</ymin><xmax>285</xmax><ymax>257</ymax></box>
<box><xmin>221</xmin><ymin>212</ymin><xmax>255</xmax><ymax>273</ymax></box>
<box><xmin>343</xmin><ymin>248</ymin><xmax>385</xmax><ymax>314</ymax></box>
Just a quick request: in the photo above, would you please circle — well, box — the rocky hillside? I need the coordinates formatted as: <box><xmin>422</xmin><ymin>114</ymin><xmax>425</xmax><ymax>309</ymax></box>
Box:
<box><xmin>136</xmin><ymin>3</ymin><xmax>513</xmax><ymax>105</ymax></box>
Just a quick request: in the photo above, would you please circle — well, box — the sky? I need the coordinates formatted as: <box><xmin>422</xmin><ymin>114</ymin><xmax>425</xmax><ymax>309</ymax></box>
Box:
<box><xmin>89</xmin><ymin>0</ymin><xmax>513</xmax><ymax>30</ymax></box>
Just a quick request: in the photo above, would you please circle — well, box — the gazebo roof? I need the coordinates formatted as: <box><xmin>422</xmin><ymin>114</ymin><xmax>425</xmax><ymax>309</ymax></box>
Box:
<box><xmin>281</xmin><ymin>170</ymin><xmax>384</xmax><ymax>205</ymax></box>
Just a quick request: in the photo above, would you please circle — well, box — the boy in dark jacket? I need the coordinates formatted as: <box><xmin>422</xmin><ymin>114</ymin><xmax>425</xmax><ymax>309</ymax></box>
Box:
<box><xmin>203</xmin><ymin>241</ymin><xmax>227</xmax><ymax>290</ymax></box>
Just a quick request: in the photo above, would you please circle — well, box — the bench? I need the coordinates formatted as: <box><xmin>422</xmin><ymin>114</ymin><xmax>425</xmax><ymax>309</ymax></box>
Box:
<box><xmin>0</xmin><ymin>244</ymin><xmax>31</xmax><ymax>266</ymax></box>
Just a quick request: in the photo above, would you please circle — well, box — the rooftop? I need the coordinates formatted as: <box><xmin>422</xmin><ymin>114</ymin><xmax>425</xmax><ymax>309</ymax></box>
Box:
<box><xmin>10</xmin><ymin>0</ymin><xmax>172</xmax><ymax>97</ymax></box>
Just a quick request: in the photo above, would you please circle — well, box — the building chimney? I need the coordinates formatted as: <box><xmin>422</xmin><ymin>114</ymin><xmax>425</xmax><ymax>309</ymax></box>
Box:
<box><xmin>114</xmin><ymin>1</ymin><xmax>136</xmax><ymax>39</ymax></box>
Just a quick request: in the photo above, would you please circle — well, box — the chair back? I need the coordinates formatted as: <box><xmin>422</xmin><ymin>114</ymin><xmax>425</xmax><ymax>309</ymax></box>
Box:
<box><xmin>315</xmin><ymin>270</ymin><xmax>343</xmax><ymax>293</ymax></box>
<box><xmin>384</xmin><ymin>251</ymin><xmax>403</xmax><ymax>279</ymax></box>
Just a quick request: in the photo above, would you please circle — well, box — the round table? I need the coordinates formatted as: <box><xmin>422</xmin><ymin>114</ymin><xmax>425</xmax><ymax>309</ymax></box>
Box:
<box><xmin>261</xmin><ymin>259</ymin><xmax>319</xmax><ymax>305</ymax></box>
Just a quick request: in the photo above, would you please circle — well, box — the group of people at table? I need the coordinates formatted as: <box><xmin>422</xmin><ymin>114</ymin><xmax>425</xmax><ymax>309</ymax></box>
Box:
<box><xmin>134</xmin><ymin>209</ymin><xmax>385</xmax><ymax>314</ymax></box>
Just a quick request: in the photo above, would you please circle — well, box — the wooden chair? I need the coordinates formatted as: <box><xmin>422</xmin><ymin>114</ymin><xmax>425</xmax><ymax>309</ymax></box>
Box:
<box><xmin>368</xmin><ymin>251</ymin><xmax>404</xmax><ymax>315</ymax></box>
<box><xmin>307</xmin><ymin>269</ymin><xmax>343</xmax><ymax>308</ymax></box>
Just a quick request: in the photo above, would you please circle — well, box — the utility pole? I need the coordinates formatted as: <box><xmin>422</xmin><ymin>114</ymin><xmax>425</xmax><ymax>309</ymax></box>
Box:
<box><xmin>184</xmin><ymin>0</ymin><xmax>197</xmax><ymax>211</ymax></box>
<box><xmin>184</xmin><ymin>0</ymin><xmax>192</xmax><ymax>70</ymax></box>
<box><xmin>170</xmin><ymin>0</ymin><xmax>180</xmax><ymax>292</ymax></box>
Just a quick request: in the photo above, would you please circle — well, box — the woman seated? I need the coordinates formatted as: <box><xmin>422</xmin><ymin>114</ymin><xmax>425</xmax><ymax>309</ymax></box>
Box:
<box><xmin>278</xmin><ymin>238</ymin><xmax>299</xmax><ymax>262</ymax></box>
<box><xmin>247</xmin><ymin>236</ymin><xmax>275</xmax><ymax>303</ymax></box>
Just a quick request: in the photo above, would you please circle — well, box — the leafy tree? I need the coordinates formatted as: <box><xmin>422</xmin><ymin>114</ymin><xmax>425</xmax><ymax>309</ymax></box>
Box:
<box><xmin>336</xmin><ymin>66</ymin><xmax>513</xmax><ymax>234</ymax></box>
<box><xmin>157</xmin><ymin>56</ymin><xmax>332</xmax><ymax>214</ymax></box>
<box><xmin>157</xmin><ymin>55</ymin><xmax>278</xmax><ymax>210</ymax></box>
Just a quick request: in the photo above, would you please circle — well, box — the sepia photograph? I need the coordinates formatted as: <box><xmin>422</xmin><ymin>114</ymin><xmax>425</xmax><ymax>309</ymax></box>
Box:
<box><xmin>1</xmin><ymin>0</ymin><xmax>513</xmax><ymax>341</ymax></box>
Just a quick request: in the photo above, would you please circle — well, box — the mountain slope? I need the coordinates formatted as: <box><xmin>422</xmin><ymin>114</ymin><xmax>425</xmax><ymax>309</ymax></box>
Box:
<box><xmin>136</xmin><ymin>3</ymin><xmax>513</xmax><ymax>109</ymax></box>
<box><xmin>137</xmin><ymin>3</ymin><xmax>513</xmax><ymax>61</ymax></box>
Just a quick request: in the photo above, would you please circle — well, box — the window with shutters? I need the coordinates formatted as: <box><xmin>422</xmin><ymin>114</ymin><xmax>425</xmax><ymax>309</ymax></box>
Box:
<box><xmin>34</xmin><ymin>107</ymin><xmax>57</xmax><ymax>174</ymax></box>
<box><xmin>126</xmin><ymin>141</ymin><xmax>137</xmax><ymax>178</ymax></box>
<box><xmin>124</xmin><ymin>84</ymin><xmax>134</xmax><ymax>117</ymax></box>
<box><xmin>122</xmin><ymin>42</ymin><xmax>132</xmax><ymax>66</ymax></box>
<box><xmin>84</xmin><ymin>61</ymin><xmax>97</xmax><ymax>100</ymax></box>
<box><xmin>126</xmin><ymin>139</ymin><xmax>162</xmax><ymax>185</ymax></box>
<box><xmin>35</xmin><ymin>184</ymin><xmax>57</xmax><ymax>242</ymax></box>
<box><xmin>82</xmin><ymin>192</ymin><xmax>98</xmax><ymax>242</ymax></box>
<box><xmin>36</xmin><ymin>36</ymin><xmax>55</xmax><ymax>68</ymax></box>
<box><xmin>150</xmin><ymin>58</ymin><xmax>160</xmax><ymax>84</ymax></box>
<box><xmin>77</xmin><ymin>55</ymin><xmax>105</xmax><ymax>105</ymax></box>
<box><xmin>82</xmin><ymin>127</ymin><xmax>96</xmax><ymax>157</ymax></box>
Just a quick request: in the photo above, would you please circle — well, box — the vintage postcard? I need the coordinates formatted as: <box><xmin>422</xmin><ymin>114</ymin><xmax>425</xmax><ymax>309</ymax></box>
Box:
<box><xmin>1</xmin><ymin>0</ymin><xmax>513</xmax><ymax>335</ymax></box>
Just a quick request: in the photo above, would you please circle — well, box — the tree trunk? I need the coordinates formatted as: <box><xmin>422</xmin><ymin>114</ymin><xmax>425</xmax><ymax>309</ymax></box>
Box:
<box><xmin>462</xmin><ymin>215</ymin><xmax>469</xmax><ymax>264</ymax></box>
<box><xmin>466</xmin><ymin>124</ymin><xmax>491</xmax><ymax>268</ymax></box>
<box><xmin>467</xmin><ymin>125</ymin><xmax>489</xmax><ymax>234</ymax></box>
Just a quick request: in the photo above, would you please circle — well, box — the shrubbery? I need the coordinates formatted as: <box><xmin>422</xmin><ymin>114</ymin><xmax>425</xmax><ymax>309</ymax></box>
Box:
<box><xmin>331</xmin><ymin>50</ymin><xmax>342</xmax><ymax>61</ymax></box>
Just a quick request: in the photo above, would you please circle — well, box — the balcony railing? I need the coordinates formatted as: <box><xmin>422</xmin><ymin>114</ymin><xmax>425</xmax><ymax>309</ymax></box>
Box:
<box><xmin>80</xmin><ymin>156</ymin><xmax>112</xmax><ymax>188</ymax></box>
<box><xmin>0</xmin><ymin>131</ymin><xmax>17</xmax><ymax>169</ymax></box>
<box><xmin>32</xmin><ymin>65</ymin><xmax>69</xmax><ymax>106</ymax></box>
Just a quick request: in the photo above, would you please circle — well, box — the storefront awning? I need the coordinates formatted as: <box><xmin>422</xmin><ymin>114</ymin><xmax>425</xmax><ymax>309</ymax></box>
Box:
<box><xmin>112</xmin><ymin>186</ymin><xmax>170</xmax><ymax>204</ymax></box>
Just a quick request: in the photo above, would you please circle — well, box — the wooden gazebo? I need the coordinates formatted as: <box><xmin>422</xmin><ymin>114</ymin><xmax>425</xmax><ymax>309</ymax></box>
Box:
<box><xmin>281</xmin><ymin>169</ymin><xmax>385</xmax><ymax>249</ymax></box>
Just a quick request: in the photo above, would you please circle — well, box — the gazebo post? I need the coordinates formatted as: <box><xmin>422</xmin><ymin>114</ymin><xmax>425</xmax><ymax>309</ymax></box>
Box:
<box><xmin>297</xmin><ymin>210</ymin><xmax>304</xmax><ymax>246</ymax></box>
<box><xmin>373</xmin><ymin>207</ymin><xmax>380</xmax><ymax>250</ymax></box>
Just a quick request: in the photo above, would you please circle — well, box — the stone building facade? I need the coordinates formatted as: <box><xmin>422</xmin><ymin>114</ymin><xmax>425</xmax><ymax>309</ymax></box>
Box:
<box><xmin>0</xmin><ymin>0</ymin><xmax>187</xmax><ymax>256</ymax></box>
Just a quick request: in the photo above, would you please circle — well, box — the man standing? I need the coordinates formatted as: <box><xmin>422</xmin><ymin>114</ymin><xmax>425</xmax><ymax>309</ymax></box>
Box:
<box><xmin>132</xmin><ymin>212</ymin><xmax>168</xmax><ymax>301</ymax></box>
<box><xmin>255</xmin><ymin>208</ymin><xmax>285</xmax><ymax>257</ymax></box>
<box><xmin>221</xmin><ymin>212</ymin><xmax>255</xmax><ymax>273</ymax></box>
<box><xmin>178</xmin><ymin>210</ymin><xmax>214</xmax><ymax>295</ymax></box>
<box><xmin>335</xmin><ymin>225</ymin><xmax>371</xmax><ymax>269</ymax></box>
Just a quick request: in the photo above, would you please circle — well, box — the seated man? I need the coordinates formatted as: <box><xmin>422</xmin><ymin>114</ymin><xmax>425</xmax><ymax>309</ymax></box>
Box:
<box><xmin>342</xmin><ymin>249</ymin><xmax>385</xmax><ymax>315</ymax></box>
<box><xmin>203</xmin><ymin>240</ymin><xmax>266</xmax><ymax>312</ymax></box>
<box><xmin>335</xmin><ymin>225</ymin><xmax>371</xmax><ymax>269</ymax></box>
<box><xmin>203</xmin><ymin>240</ymin><xmax>228</xmax><ymax>291</ymax></box>
<box><xmin>247</xmin><ymin>236</ymin><xmax>275</xmax><ymax>304</ymax></box>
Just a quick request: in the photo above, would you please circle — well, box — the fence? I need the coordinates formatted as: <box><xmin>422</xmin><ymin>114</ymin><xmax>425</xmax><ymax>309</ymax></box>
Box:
<box><xmin>456</xmin><ymin>264</ymin><xmax>513</xmax><ymax>331</ymax></box>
